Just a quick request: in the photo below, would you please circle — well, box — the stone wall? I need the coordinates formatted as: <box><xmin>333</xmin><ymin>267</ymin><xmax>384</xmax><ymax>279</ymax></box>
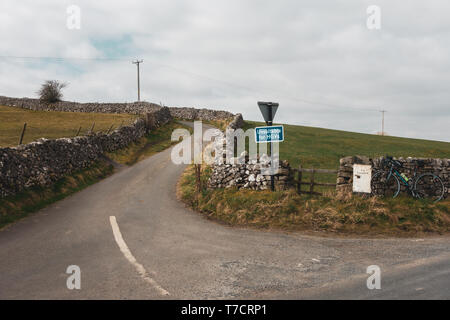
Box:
<box><xmin>207</xmin><ymin>155</ymin><xmax>293</xmax><ymax>191</ymax></box>
<box><xmin>0</xmin><ymin>108</ymin><xmax>172</xmax><ymax>198</ymax></box>
<box><xmin>0</xmin><ymin>96</ymin><xmax>235</xmax><ymax>121</ymax></box>
<box><xmin>169</xmin><ymin>106</ymin><xmax>234</xmax><ymax>121</ymax></box>
<box><xmin>226</xmin><ymin>113</ymin><xmax>244</xmax><ymax>130</ymax></box>
<box><xmin>0</xmin><ymin>96</ymin><xmax>161</xmax><ymax>115</ymax></box>
<box><xmin>336</xmin><ymin>155</ymin><xmax>449</xmax><ymax>198</ymax></box>
<box><xmin>206</xmin><ymin>114</ymin><xmax>292</xmax><ymax>191</ymax></box>
<box><xmin>145</xmin><ymin>106</ymin><xmax>172</xmax><ymax>130</ymax></box>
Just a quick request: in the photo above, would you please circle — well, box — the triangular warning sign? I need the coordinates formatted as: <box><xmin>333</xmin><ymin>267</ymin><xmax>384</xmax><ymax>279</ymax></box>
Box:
<box><xmin>258</xmin><ymin>101</ymin><xmax>279</xmax><ymax>124</ymax></box>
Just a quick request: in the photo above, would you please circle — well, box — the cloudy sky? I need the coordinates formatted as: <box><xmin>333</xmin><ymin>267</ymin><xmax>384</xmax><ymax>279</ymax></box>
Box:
<box><xmin>0</xmin><ymin>0</ymin><xmax>449</xmax><ymax>141</ymax></box>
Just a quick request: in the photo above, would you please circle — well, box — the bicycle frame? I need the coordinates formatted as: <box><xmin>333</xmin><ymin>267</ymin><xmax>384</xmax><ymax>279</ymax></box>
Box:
<box><xmin>386</xmin><ymin>165</ymin><xmax>418</xmax><ymax>197</ymax></box>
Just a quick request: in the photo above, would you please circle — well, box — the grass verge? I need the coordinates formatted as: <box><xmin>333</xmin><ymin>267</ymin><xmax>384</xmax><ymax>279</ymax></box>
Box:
<box><xmin>106</xmin><ymin>121</ymin><xmax>193</xmax><ymax>165</ymax></box>
<box><xmin>178</xmin><ymin>165</ymin><xmax>450</xmax><ymax>237</ymax></box>
<box><xmin>0</xmin><ymin>160</ymin><xmax>114</xmax><ymax>229</ymax></box>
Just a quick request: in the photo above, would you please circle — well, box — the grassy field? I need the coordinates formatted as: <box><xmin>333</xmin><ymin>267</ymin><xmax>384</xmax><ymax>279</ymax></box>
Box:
<box><xmin>243</xmin><ymin>121</ymin><xmax>450</xmax><ymax>169</ymax></box>
<box><xmin>0</xmin><ymin>105</ymin><xmax>137</xmax><ymax>147</ymax></box>
<box><xmin>242</xmin><ymin>121</ymin><xmax>450</xmax><ymax>191</ymax></box>
<box><xmin>179</xmin><ymin>165</ymin><xmax>450</xmax><ymax>236</ymax></box>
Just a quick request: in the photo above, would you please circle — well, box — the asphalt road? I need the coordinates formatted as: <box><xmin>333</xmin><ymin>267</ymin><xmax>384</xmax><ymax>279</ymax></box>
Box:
<box><xmin>0</xmin><ymin>122</ymin><xmax>449</xmax><ymax>299</ymax></box>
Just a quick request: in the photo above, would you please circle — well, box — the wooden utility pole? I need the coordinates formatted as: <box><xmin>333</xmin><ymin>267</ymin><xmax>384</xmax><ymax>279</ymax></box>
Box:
<box><xmin>132</xmin><ymin>59</ymin><xmax>143</xmax><ymax>102</ymax></box>
<box><xmin>380</xmin><ymin>110</ymin><xmax>387</xmax><ymax>136</ymax></box>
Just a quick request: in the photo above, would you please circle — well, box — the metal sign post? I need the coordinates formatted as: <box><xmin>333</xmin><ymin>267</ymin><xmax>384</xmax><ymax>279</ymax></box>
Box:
<box><xmin>257</xmin><ymin>101</ymin><xmax>279</xmax><ymax>191</ymax></box>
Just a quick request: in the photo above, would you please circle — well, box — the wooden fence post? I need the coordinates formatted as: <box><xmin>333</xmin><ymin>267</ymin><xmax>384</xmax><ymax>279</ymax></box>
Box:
<box><xmin>89</xmin><ymin>122</ymin><xmax>95</xmax><ymax>134</ymax></box>
<box><xmin>310</xmin><ymin>168</ymin><xmax>315</xmax><ymax>194</ymax></box>
<box><xmin>195</xmin><ymin>164</ymin><xmax>203</xmax><ymax>208</ymax></box>
<box><xmin>196</xmin><ymin>165</ymin><xmax>200</xmax><ymax>192</ymax></box>
<box><xmin>297</xmin><ymin>164</ymin><xmax>302</xmax><ymax>194</ymax></box>
<box><xmin>19</xmin><ymin>122</ymin><xmax>27</xmax><ymax>145</ymax></box>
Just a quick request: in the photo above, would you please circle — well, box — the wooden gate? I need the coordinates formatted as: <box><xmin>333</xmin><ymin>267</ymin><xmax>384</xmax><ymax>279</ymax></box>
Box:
<box><xmin>293</xmin><ymin>165</ymin><xmax>337</xmax><ymax>195</ymax></box>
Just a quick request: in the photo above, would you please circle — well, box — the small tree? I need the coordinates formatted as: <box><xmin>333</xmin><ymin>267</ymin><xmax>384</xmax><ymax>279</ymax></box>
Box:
<box><xmin>37</xmin><ymin>80</ymin><xmax>67</xmax><ymax>103</ymax></box>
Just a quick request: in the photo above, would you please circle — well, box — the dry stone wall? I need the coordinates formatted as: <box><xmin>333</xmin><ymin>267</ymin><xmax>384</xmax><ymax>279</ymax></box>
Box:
<box><xmin>0</xmin><ymin>96</ymin><xmax>161</xmax><ymax>114</ymax></box>
<box><xmin>336</xmin><ymin>155</ymin><xmax>449</xmax><ymax>198</ymax></box>
<box><xmin>145</xmin><ymin>106</ymin><xmax>172</xmax><ymax>130</ymax></box>
<box><xmin>207</xmin><ymin>115</ymin><xmax>292</xmax><ymax>191</ymax></box>
<box><xmin>226</xmin><ymin>113</ymin><xmax>244</xmax><ymax>130</ymax></box>
<box><xmin>169</xmin><ymin>106</ymin><xmax>234</xmax><ymax>121</ymax></box>
<box><xmin>0</xmin><ymin>96</ymin><xmax>235</xmax><ymax>121</ymax></box>
<box><xmin>207</xmin><ymin>156</ymin><xmax>293</xmax><ymax>191</ymax></box>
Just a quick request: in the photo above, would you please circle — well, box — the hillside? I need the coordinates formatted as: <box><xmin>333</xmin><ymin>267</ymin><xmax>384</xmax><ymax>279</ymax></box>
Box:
<box><xmin>243</xmin><ymin>121</ymin><xmax>450</xmax><ymax>170</ymax></box>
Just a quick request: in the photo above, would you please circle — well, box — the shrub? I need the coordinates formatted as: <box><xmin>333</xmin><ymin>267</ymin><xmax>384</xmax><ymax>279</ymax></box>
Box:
<box><xmin>37</xmin><ymin>80</ymin><xmax>67</xmax><ymax>103</ymax></box>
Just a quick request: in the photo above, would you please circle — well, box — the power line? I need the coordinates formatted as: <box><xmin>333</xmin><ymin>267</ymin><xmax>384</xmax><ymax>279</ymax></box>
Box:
<box><xmin>0</xmin><ymin>55</ymin><xmax>129</xmax><ymax>61</ymax></box>
<box><xmin>0</xmin><ymin>54</ymin><xmax>380</xmax><ymax>113</ymax></box>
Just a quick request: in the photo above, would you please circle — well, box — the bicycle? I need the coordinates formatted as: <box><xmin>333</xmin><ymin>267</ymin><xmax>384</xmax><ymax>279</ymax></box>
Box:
<box><xmin>370</xmin><ymin>156</ymin><xmax>446</xmax><ymax>202</ymax></box>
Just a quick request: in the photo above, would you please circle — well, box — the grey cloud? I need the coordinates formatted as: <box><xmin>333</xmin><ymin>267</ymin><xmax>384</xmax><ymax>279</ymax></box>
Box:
<box><xmin>0</xmin><ymin>0</ymin><xmax>449</xmax><ymax>141</ymax></box>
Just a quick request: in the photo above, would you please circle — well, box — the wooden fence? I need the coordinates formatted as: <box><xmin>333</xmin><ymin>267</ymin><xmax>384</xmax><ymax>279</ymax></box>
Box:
<box><xmin>293</xmin><ymin>165</ymin><xmax>338</xmax><ymax>195</ymax></box>
<box><xmin>15</xmin><ymin>120</ymin><xmax>128</xmax><ymax>146</ymax></box>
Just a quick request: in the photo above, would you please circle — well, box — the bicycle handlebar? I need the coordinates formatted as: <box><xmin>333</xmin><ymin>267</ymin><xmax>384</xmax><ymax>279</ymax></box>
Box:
<box><xmin>383</xmin><ymin>155</ymin><xmax>403</xmax><ymax>169</ymax></box>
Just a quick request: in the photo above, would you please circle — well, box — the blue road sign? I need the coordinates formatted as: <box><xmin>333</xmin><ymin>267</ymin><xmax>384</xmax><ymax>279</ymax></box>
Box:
<box><xmin>255</xmin><ymin>125</ymin><xmax>284</xmax><ymax>143</ymax></box>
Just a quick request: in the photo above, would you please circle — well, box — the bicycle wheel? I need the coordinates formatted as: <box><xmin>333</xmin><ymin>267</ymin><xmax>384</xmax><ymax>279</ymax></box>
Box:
<box><xmin>414</xmin><ymin>173</ymin><xmax>445</xmax><ymax>202</ymax></box>
<box><xmin>371</xmin><ymin>171</ymin><xmax>401</xmax><ymax>198</ymax></box>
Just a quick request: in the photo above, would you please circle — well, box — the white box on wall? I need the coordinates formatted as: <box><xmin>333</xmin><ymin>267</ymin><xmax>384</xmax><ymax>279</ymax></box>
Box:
<box><xmin>353</xmin><ymin>164</ymin><xmax>372</xmax><ymax>193</ymax></box>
